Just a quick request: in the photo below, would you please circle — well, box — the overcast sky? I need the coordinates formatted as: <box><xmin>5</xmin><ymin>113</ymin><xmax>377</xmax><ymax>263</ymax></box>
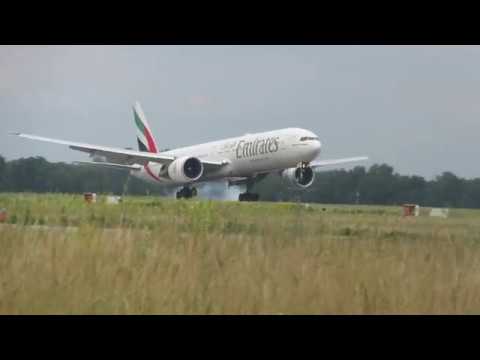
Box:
<box><xmin>1</xmin><ymin>45</ymin><xmax>479</xmax><ymax>179</ymax></box>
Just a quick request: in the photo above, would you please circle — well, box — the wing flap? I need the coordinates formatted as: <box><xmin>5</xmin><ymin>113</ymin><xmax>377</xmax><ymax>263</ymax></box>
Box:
<box><xmin>73</xmin><ymin>161</ymin><xmax>142</xmax><ymax>171</ymax></box>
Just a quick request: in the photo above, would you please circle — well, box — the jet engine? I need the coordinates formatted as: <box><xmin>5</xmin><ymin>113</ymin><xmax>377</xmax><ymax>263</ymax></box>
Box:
<box><xmin>167</xmin><ymin>156</ymin><xmax>204</xmax><ymax>183</ymax></box>
<box><xmin>282</xmin><ymin>164</ymin><xmax>315</xmax><ymax>188</ymax></box>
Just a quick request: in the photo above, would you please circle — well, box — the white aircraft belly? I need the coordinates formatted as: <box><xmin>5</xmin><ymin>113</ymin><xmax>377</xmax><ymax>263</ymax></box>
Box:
<box><xmin>227</xmin><ymin>149</ymin><xmax>299</xmax><ymax>177</ymax></box>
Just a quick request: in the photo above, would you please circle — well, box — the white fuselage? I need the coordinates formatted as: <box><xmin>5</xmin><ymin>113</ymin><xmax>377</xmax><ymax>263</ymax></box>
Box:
<box><xmin>133</xmin><ymin>128</ymin><xmax>321</xmax><ymax>186</ymax></box>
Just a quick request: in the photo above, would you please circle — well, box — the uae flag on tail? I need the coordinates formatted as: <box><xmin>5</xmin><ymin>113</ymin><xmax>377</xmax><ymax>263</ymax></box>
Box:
<box><xmin>133</xmin><ymin>101</ymin><xmax>158</xmax><ymax>153</ymax></box>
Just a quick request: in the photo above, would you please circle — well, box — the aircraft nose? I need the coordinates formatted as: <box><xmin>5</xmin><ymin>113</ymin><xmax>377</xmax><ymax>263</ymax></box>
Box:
<box><xmin>312</xmin><ymin>139</ymin><xmax>321</xmax><ymax>157</ymax></box>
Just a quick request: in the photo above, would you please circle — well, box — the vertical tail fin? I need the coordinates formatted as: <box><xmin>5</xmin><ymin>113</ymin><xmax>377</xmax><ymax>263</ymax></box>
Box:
<box><xmin>133</xmin><ymin>101</ymin><xmax>158</xmax><ymax>153</ymax></box>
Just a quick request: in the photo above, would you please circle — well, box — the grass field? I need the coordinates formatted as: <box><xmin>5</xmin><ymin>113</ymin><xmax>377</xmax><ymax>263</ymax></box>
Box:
<box><xmin>1</xmin><ymin>192</ymin><xmax>480</xmax><ymax>314</ymax></box>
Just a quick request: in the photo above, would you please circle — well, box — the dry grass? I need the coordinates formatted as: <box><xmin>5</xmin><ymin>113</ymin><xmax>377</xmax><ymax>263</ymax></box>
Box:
<box><xmin>1</xmin><ymin>193</ymin><xmax>480</xmax><ymax>314</ymax></box>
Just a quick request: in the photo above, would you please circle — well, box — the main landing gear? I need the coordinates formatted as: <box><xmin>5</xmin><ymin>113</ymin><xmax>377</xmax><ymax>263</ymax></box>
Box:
<box><xmin>238</xmin><ymin>178</ymin><xmax>260</xmax><ymax>202</ymax></box>
<box><xmin>176</xmin><ymin>186</ymin><xmax>198</xmax><ymax>199</ymax></box>
<box><xmin>238</xmin><ymin>192</ymin><xmax>259</xmax><ymax>202</ymax></box>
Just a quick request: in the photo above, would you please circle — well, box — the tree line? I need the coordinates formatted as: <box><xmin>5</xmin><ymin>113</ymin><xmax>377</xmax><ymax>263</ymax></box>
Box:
<box><xmin>1</xmin><ymin>155</ymin><xmax>480</xmax><ymax>208</ymax></box>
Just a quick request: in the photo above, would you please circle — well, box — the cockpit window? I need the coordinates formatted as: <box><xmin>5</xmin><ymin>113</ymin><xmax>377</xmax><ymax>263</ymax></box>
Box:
<box><xmin>300</xmin><ymin>136</ymin><xmax>319</xmax><ymax>141</ymax></box>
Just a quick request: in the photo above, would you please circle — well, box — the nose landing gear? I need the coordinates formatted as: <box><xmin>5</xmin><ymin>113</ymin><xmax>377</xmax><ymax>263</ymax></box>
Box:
<box><xmin>176</xmin><ymin>186</ymin><xmax>198</xmax><ymax>199</ymax></box>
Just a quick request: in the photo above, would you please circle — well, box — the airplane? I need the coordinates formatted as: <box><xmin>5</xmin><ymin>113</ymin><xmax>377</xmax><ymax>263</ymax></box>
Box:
<box><xmin>10</xmin><ymin>102</ymin><xmax>369</xmax><ymax>201</ymax></box>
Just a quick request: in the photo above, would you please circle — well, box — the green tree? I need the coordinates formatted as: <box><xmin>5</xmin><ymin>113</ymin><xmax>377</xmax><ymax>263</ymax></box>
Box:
<box><xmin>2</xmin><ymin>154</ymin><xmax>480</xmax><ymax>209</ymax></box>
<box><xmin>0</xmin><ymin>155</ymin><xmax>6</xmax><ymax>191</ymax></box>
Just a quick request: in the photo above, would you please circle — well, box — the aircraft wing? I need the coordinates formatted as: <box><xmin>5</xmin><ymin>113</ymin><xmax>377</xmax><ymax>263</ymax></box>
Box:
<box><xmin>11</xmin><ymin>133</ymin><xmax>175</xmax><ymax>165</ymax></box>
<box><xmin>310</xmin><ymin>156</ymin><xmax>369</xmax><ymax>169</ymax></box>
<box><xmin>11</xmin><ymin>133</ymin><xmax>228</xmax><ymax>168</ymax></box>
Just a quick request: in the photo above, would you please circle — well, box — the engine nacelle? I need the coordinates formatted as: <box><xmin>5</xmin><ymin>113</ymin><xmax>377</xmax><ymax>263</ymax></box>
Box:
<box><xmin>282</xmin><ymin>165</ymin><xmax>315</xmax><ymax>188</ymax></box>
<box><xmin>167</xmin><ymin>156</ymin><xmax>204</xmax><ymax>183</ymax></box>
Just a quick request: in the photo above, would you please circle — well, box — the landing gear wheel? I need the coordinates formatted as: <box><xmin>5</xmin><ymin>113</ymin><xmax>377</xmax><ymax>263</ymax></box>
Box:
<box><xmin>238</xmin><ymin>193</ymin><xmax>260</xmax><ymax>202</ymax></box>
<box><xmin>176</xmin><ymin>187</ymin><xmax>185</xmax><ymax>199</ymax></box>
<box><xmin>176</xmin><ymin>186</ymin><xmax>198</xmax><ymax>199</ymax></box>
